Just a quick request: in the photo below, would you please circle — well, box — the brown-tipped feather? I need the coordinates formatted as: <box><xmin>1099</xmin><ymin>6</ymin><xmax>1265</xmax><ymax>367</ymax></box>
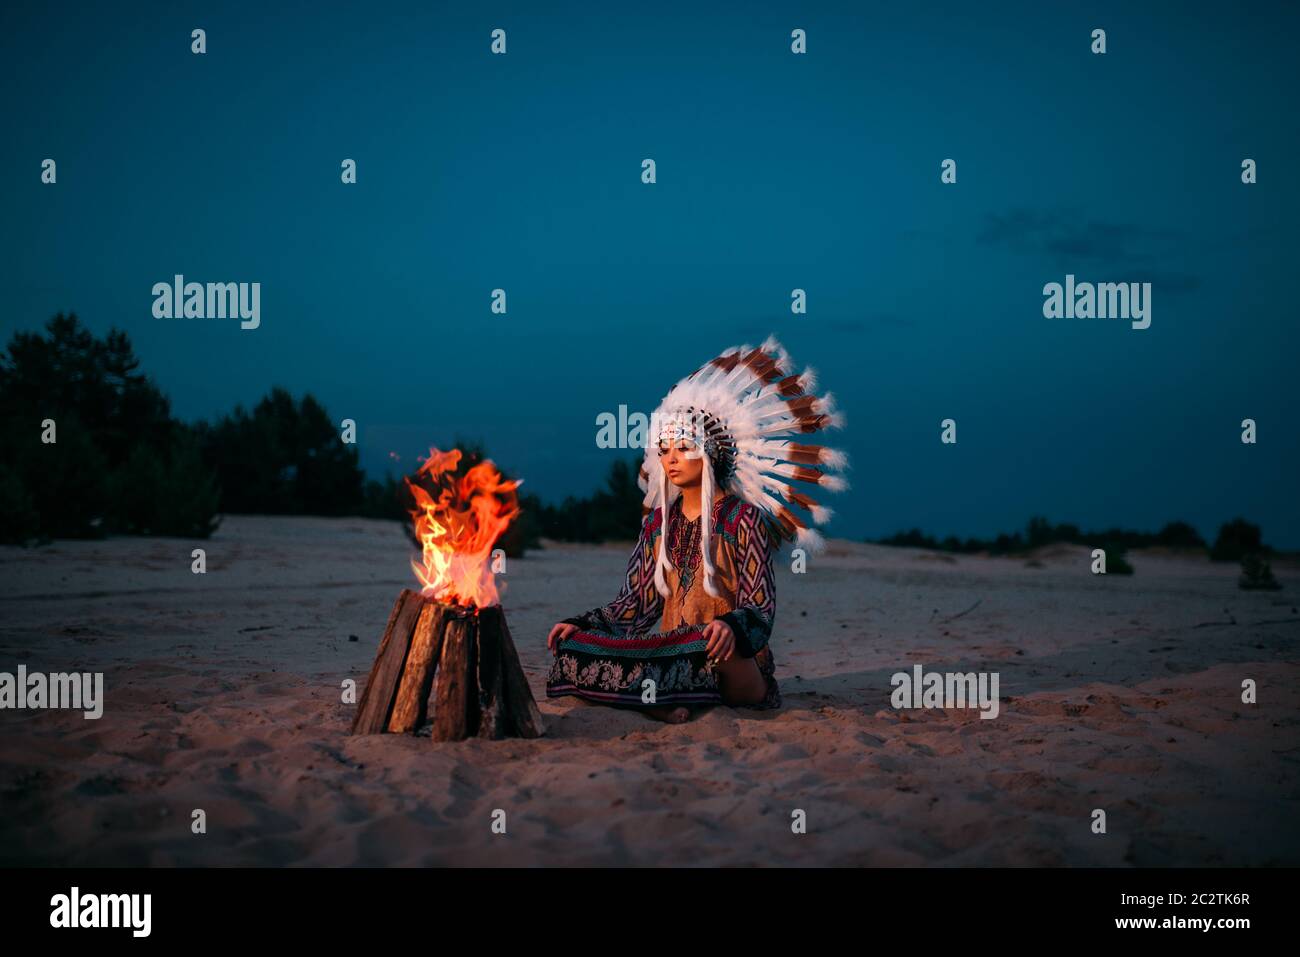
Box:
<box><xmin>784</xmin><ymin>443</ymin><xmax>826</xmax><ymax>465</ymax></box>
<box><xmin>782</xmin><ymin>394</ymin><xmax>820</xmax><ymax>416</ymax></box>
<box><xmin>777</xmin><ymin>506</ymin><xmax>807</xmax><ymax>532</ymax></box>
<box><xmin>707</xmin><ymin>346</ymin><xmax>788</xmax><ymax>383</ymax></box>
<box><xmin>786</xmin><ymin>487</ymin><xmax>820</xmax><ymax>513</ymax></box>
<box><xmin>708</xmin><ymin>352</ymin><xmax>742</xmax><ymax>374</ymax></box>
<box><xmin>788</xmin><ymin>464</ymin><xmax>829</xmax><ymax>484</ymax></box>
<box><xmin>742</xmin><ymin>349</ymin><xmax>785</xmax><ymax>383</ymax></box>
<box><xmin>777</xmin><ymin>374</ymin><xmax>803</xmax><ymax>397</ymax></box>
<box><xmin>794</xmin><ymin>413</ymin><xmax>831</xmax><ymax>433</ymax></box>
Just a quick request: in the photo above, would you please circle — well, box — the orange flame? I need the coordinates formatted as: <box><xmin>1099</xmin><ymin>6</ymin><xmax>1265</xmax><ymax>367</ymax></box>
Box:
<box><xmin>405</xmin><ymin>447</ymin><xmax>521</xmax><ymax>608</ymax></box>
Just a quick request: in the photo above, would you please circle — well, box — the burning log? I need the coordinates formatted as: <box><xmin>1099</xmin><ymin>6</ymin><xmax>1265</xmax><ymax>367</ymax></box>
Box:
<box><xmin>351</xmin><ymin>590</ymin><xmax>544</xmax><ymax>740</ymax></box>
<box><xmin>350</xmin><ymin>447</ymin><xmax>543</xmax><ymax>741</ymax></box>
<box><xmin>387</xmin><ymin>600</ymin><xmax>447</xmax><ymax>733</ymax></box>
<box><xmin>351</xmin><ymin>589</ymin><xmax>426</xmax><ymax>735</ymax></box>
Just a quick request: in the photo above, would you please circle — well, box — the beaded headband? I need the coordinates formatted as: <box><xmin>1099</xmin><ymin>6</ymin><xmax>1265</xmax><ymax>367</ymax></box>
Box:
<box><xmin>654</xmin><ymin>408</ymin><xmax>738</xmax><ymax>483</ymax></box>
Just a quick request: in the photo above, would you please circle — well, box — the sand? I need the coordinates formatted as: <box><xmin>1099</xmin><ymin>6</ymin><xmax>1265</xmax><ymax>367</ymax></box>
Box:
<box><xmin>1</xmin><ymin>515</ymin><xmax>1297</xmax><ymax>866</ymax></box>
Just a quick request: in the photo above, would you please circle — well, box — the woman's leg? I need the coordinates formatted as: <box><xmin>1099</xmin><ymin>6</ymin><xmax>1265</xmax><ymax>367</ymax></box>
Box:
<box><xmin>714</xmin><ymin>654</ymin><xmax>768</xmax><ymax>706</ymax></box>
<box><xmin>640</xmin><ymin>655</ymin><xmax>765</xmax><ymax>719</ymax></box>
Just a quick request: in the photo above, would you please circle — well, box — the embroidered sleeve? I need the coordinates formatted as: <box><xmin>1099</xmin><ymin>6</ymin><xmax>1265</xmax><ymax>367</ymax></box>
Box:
<box><xmin>718</xmin><ymin>505</ymin><xmax>777</xmax><ymax>657</ymax></box>
<box><xmin>561</xmin><ymin>509</ymin><xmax>665</xmax><ymax>636</ymax></box>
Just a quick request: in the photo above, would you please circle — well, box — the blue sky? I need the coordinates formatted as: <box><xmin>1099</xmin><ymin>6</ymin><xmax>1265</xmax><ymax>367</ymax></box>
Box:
<box><xmin>3</xmin><ymin>0</ymin><xmax>1297</xmax><ymax>545</ymax></box>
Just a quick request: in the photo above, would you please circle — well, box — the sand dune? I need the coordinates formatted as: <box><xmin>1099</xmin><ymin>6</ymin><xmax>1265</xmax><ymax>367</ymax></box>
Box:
<box><xmin>1</xmin><ymin>515</ymin><xmax>1296</xmax><ymax>866</ymax></box>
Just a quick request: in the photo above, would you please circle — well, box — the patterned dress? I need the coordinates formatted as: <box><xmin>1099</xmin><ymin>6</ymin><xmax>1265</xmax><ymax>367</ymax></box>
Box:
<box><xmin>546</xmin><ymin>493</ymin><xmax>782</xmax><ymax>710</ymax></box>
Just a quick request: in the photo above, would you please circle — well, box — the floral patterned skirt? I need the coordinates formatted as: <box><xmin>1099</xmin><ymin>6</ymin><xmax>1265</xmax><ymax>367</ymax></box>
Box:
<box><xmin>546</xmin><ymin>623</ymin><xmax>781</xmax><ymax>710</ymax></box>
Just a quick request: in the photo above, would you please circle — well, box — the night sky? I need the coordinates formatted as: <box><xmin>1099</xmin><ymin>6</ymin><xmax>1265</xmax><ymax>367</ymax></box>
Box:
<box><xmin>4</xmin><ymin>1</ymin><xmax>1297</xmax><ymax>545</ymax></box>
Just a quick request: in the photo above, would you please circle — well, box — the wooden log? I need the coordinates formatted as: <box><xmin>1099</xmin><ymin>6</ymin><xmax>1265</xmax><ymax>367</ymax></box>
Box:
<box><xmin>356</xmin><ymin>591</ymin><xmax>543</xmax><ymax>741</ymax></box>
<box><xmin>386</xmin><ymin>602</ymin><xmax>447</xmax><ymax>733</ymax></box>
<box><xmin>430</xmin><ymin>611</ymin><xmax>478</xmax><ymax>742</ymax></box>
<box><xmin>497</xmin><ymin>612</ymin><xmax>546</xmax><ymax>738</ymax></box>
<box><xmin>351</xmin><ymin>589</ymin><xmax>425</xmax><ymax>734</ymax></box>
<box><xmin>474</xmin><ymin>606</ymin><xmax>507</xmax><ymax>740</ymax></box>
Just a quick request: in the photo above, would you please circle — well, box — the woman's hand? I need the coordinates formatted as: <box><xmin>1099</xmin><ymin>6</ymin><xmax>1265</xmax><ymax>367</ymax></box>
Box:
<box><xmin>547</xmin><ymin>622</ymin><xmax>579</xmax><ymax>655</ymax></box>
<box><xmin>702</xmin><ymin>618</ymin><xmax>736</xmax><ymax>664</ymax></box>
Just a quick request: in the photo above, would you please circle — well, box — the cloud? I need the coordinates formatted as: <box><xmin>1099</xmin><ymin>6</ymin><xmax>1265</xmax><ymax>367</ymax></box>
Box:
<box><xmin>978</xmin><ymin>207</ymin><xmax>1201</xmax><ymax>295</ymax></box>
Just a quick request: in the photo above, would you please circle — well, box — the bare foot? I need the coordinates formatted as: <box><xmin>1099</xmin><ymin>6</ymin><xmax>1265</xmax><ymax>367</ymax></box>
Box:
<box><xmin>644</xmin><ymin>705</ymin><xmax>691</xmax><ymax>724</ymax></box>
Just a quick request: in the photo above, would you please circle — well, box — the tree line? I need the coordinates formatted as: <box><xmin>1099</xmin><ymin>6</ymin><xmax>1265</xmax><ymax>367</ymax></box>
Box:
<box><xmin>1</xmin><ymin>314</ymin><xmax>1282</xmax><ymax>569</ymax></box>
<box><xmin>0</xmin><ymin>313</ymin><xmax>644</xmax><ymax>551</ymax></box>
<box><xmin>876</xmin><ymin>516</ymin><xmax>1275</xmax><ymax>562</ymax></box>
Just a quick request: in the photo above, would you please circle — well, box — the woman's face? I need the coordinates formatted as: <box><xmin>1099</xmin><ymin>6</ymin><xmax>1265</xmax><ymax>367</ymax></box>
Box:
<box><xmin>657</xmin><ymin>438</ymin><xmax>704</xmax><ymax>489</ymax></box>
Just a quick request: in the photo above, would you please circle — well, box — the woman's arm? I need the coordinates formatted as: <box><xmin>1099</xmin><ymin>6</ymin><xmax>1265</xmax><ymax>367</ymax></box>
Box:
<box><xmin>559</xmin><ymin>508</ymin><xmax>665</xmax><ymax>637</ymax></box>
<box><xmin>716</xmin><ymin>504</ymin><xmax>777</xmax><ymax>657</ymax></box>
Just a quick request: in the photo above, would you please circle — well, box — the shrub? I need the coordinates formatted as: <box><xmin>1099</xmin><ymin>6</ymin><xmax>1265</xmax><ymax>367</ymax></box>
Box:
<box><xmin>1211</xmin><ymin>518</ymin><xmax>1268</xmax><ymax>562</ymax></box>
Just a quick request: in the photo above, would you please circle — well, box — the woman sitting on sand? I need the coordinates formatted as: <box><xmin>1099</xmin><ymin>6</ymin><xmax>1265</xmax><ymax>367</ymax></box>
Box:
<box><xmin>545</xmin><ymin>337</ymin><xmax>847</xmax><ymax>723</ymax></box>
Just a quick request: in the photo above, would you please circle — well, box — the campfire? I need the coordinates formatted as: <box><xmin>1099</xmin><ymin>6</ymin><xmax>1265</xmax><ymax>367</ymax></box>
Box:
<box><xmin>351</xmin><ymin>448</ymin><xmax>544</xmax><ymax>741</ymax></box>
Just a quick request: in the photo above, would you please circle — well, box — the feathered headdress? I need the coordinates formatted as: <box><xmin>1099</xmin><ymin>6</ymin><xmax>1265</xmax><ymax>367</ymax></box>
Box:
<box><xmin>638</xmin><ymin>335</ymin><xmax>849</xmax><ymax>599</ymax></box>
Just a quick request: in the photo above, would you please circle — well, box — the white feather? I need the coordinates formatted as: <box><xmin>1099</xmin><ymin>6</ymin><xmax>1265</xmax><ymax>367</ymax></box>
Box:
<box><xmin>795</xmin><ymin>527</ymin><xmax>826</xmax><ymax>554</ymax></box>
<box><xmin>820</xmin><ymin>447</ymin><xmax>848</xmax><ymax>469</ymax></box>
